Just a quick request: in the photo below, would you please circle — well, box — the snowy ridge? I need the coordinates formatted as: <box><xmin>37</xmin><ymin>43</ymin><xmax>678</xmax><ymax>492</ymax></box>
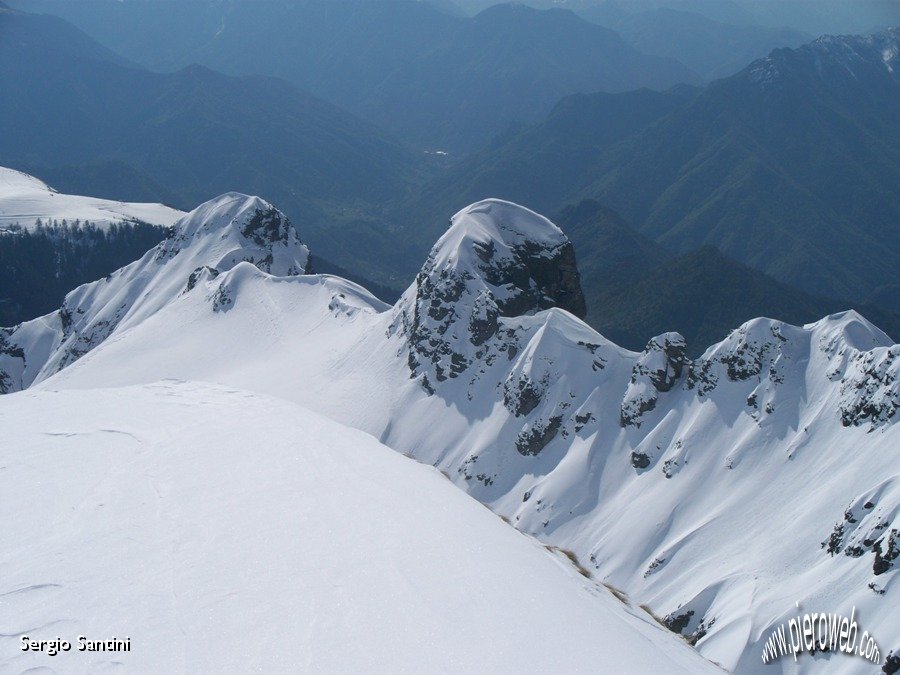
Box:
<box><xmin>0</xmin><ymin>166</ymin><xmax>183</xmax><ymax>231</ymax></box>
<box><xmin>0</xmin><ymin>192</ymin><xmax>311</xmax><ymax>392</ymax></box>
<box><xmin>2</xmin><ymin>193</ymin><xmax>898</xmax><ymax>672</ymax></box>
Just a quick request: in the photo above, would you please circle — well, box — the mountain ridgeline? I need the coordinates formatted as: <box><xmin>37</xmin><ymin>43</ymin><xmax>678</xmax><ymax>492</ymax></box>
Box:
<box><xmin>0</xmin><ymin>3</ymin><xmax>426</xmax><ymax>273</ymax></box>
<box><xmin>3</xmin><ymin>3</ymin><xmax>898</xmax><ymax>340</ymax></box>
<box><xmin>6</xmin><ymin>0</ymin><xmax>700</xmax><ymax>153</ymax></box>
<box><xmin>1</xmin><ymin>193</ymin><xmax>897</xmax><ymax>673</ymax></box>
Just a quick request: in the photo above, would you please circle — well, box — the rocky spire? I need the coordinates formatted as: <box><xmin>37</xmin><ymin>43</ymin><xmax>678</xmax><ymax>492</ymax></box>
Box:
<box><xmin>393</xmin><ymin>199</ymin><xmax>586</xmax><ymax>387</ymax></box>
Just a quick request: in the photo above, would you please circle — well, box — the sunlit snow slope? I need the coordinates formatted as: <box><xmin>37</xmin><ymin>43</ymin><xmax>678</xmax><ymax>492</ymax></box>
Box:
<box><xmin>0</xmin><ymin>381</ymin><xmax>717</xmax><ymax>674</ymax></box>
<box><xmin>0</xmin><ymin>166</ymin><xmax>183</xmax><ymax>231</ymax></box>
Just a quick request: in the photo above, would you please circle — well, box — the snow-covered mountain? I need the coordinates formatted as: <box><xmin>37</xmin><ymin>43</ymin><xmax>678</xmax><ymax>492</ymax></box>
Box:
<box><xmin>2</xmin><ymin>193</ymin><xmax>897</xmax><ymax>672</ymax></box>
<box><xmin>0</xmin><ymin>166</ymin><xmax>183</xmax><ymax>232</ymax></box>
<box><xmin>0</xmin><ymin>192</ymin><xmax>309</xmax><ymax>393</ymax></box>
<box><xmin>748</xmin><ymin>27</ymin><xmax>899</xmax><ymax>88</ymax></box>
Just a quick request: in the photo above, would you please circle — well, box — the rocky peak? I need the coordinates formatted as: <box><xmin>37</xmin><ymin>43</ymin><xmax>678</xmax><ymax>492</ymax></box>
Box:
<box><xmin>641</xmin><ymin>332</ymin><xmax>688</xmax><ymax>393</ymax></box>
<box><xmin>158</xmin><ymin>192</ymin><xmax>311</xmax><ymax>277</ymax></box>
<box><xmin>810</xmin><ymin>311</ymin><xmax>900</xmax><ymax>428</ymax></box>
<box><xmin>423</xmin><ymin>199</ymin><xmax>585</xmax><ymax>319</ymax></box>
<box><xmin>392</xmin><ymin>199</ymin><xmax>586</xmax><ymax>387</ymax></box>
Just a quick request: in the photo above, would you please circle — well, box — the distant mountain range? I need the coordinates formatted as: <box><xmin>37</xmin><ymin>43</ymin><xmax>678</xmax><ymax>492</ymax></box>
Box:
<box><xmin>6</xmin><ymin>0</ymin><xmax>700</xmax><ymax>152</ymax></box>
<box><xmin>454</xmin><ymin>0</ymin><xmax>900</xmax><ymax>36</ymax></box>
<box><xmin>580</xmin><ymin>5</ymin><xmax>811</xmax><ymax>79</ymax></box>
<box><xmin>0</xmin><ymin>3</ymin><xmax>428</xmax><ymax>274</ymax></box>
<box><xmin>407</xmin><ymin>29</ymin><xmax>900</xmax><ymax>311</ymax></box>
<box><xmin>558</xmin><ymin>200</ymin><xmax>900</xmax><ymax>352</ymax></box>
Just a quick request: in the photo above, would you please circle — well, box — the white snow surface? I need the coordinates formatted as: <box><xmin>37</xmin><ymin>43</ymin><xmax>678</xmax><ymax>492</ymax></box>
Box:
<box><xmin>1</xmin><ymin>381</ymin><xmax>716</xmax><ymax>673</ymax></box>
<box><xmin>2</xmin><ymin>192</ymin><xmax>898</xmax><ymax>673</ymax></box>
<box><xmin>432</xmin><ymin>198</ymin><xmax>568</xmax><ymax>271</ymax></box>
<box><xmin>0</xmin><ymin>166</ymin><xmax>183</xmax><ymax>231</ymax></box>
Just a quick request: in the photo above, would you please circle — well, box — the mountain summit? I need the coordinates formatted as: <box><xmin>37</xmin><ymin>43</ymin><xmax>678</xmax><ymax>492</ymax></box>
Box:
<box><xmin>394</xmin><ymin>199</ymin><xmax>586</xmax><ymax>388</ymax></box>
<box><xmin>0</xmin><ymin>193</ymin><xmax>309</xmax><ymax>393</ymax></box>
<box><xmin>425</xmin><ymin>199</ymin><xmax>584</xmax><ymax>316</ymax></box>
<box><xmin>161</xmin><ymin>192</ymin><xmax>310</xmax><ymax>277</ymax></box>
<box><xmin>748</xmin><ymin>27</ymin><xmax>899</xmax><ymax>87</ymax></box>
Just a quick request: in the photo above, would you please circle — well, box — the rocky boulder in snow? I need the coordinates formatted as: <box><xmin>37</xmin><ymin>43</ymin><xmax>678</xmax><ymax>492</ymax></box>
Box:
<box><xmin>621</xmin><ymin>332</ymin><xmax>688</xmax><ymax>428</ymax></box>
<box><xmin>839</xmin><ymin>345</ymin><xmax>899</xmax><ymax>428</ymax></box>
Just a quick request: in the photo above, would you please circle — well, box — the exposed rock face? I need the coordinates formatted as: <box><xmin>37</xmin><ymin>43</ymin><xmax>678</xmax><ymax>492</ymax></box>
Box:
<box><xmin>646</xmin><ymin>333</ymin><xmax>689</xmax><ymax>392</ymax></box>
<box><xmin>0</xmin><ymin>327</ymin><xmax>24</xmax><ymax>394</ymax></box>
<box><xmin>185</xmin><ymin>266</ymin><xmax>220</xmax><ymax>293</ymax></box>
<box><xmin>473</xmin><ymin>237</ymin><xmax>586</xmax><ymax>319</ymax></box>
<box><xmin>393</xmin><ymin>199</ymin><xmax>586</xmax><ymax>388</ymax></box>
<box><xmin>693</xmin><ymin>320</ymin><xmax>792</xmax><ymax>386</ymax></box>
<box><xmin>504</xmin><ymin>373</ymin><xmax>545</xmax><ymax>417</ymax></box>
<box><xmin>516</xmin><ymin>415</ymin><xmax>563</xmax><ymax>456</ymax></box>
<box><xmin>621</xmin><ymin>332</ymin><xmax>687</xmax><ymax>427</ymax></box>
<box><xmin>819</xmin><ymin>480</ymin><xmax>900</xmax><ymax>598</ymax></box>
<box><xmin>840</xmin><ymin>345</ymin><xmax>899</xmax><ymax>428</ymax></box>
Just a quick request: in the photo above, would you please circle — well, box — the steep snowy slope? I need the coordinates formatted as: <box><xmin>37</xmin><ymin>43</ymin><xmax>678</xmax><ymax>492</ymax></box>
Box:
<box><xmin>0</xmin><ymin>166</ymin><xmax>183</xmax><ymax>231</ymax></box>
<box><xmin>0</xmin><ymin>192</ymin><xmax>311</xmax><ymax>393</ymax></box>
<box><xmin>3</xmin><ymin>195</ymin><xmax>898</xmax><ymax>672</ymax></box>
<box><xmin>0</xmin><ymin>381</ymin><xmax>717</xmax><ymax>673</ymax></box>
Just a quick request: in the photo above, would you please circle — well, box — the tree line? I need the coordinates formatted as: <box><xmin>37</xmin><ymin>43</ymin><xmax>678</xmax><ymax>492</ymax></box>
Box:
<box><xmin>0</xmin><ymin>220</ymin><xmax>167</xmax><ymax>326</ymax></box>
